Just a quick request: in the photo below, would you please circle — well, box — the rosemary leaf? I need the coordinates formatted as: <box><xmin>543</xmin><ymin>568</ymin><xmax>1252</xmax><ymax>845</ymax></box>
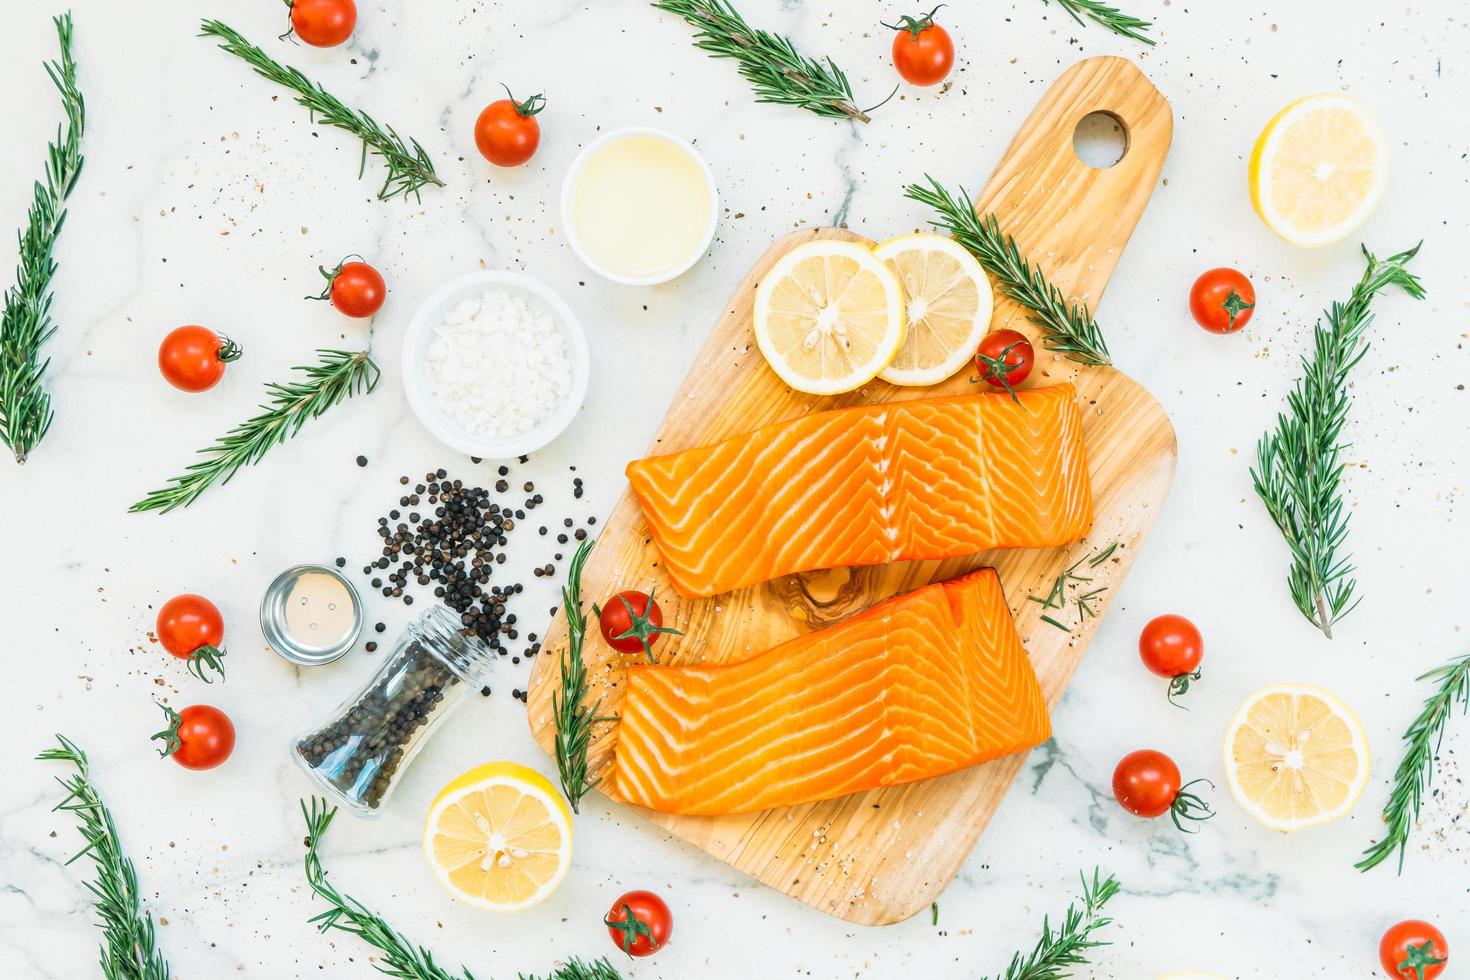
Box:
<box><xmin>653</xmin><ymin>0</ymin><xmax>888</xmax><ymax>122</ymax></box>
<box><xmin>199</xmin><ymin>19</ymin><xmax>443</xmax><ymax>201</ymax></box>
<box><xmin>554</xmin><ymin>539</ymin><xmax>604</xmax><ymax>812</ymax></box>
<box><xmin>983</xmin><ymin>869</ymin><xmax>1121</xmax><ymax>980</ymax></box>
<box><xmin>904</xmin><ymin>177</ymin><xmax>1113</xmax><ymax>366</ymax></box>
<box><xmin>1040</xmin><ymin>0</ymin><xmax>1155</xmax><ymax>45</ymax></box>
<box><xmin>1250</xmin><ymin>243</ymin><xmax>1424</xmax><ymax>637</ymax></box>
<box><xmin>0</xmin><ymin>13</ymin><xmax>85</xmax><ymax>464</ymax></box>
<box><xmin>130</xmin><ymin>349</ymin><xmax>379</xmax><ymax>514</ymax></box>
<box><xmin>38</xmin><ymin>736</ymin><xmax>171</xmax><ymax>980</ymax></box>
<box><xmin>1358</xmin><ymin>652</ymin><xmax>1470</xmax><ymax>873</ymax></box>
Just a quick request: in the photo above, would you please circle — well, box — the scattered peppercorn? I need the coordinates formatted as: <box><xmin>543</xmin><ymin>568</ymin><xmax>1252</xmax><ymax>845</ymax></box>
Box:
<box><xmin>356</xmin><ymin>455</ymin><xmax>368</xmax><ymax>467</ymax></box>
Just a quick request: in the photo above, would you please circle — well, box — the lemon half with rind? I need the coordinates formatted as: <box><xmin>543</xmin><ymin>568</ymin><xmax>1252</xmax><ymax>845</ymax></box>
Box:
<box><xmin>754</xmin><ymin>239</ymin><xmax>907</xmax><ymax>396</ymax></box>
<box><xmin>1222</xmin><ymin>683</ymin><xmax>1370</xmax><ymax>832</ymax></box>
<box><xmin>874</xmin><ymin>233</ymin><xmax>993</xmax><ymax>387</ymax></box>
<box><xmin>1249</xmin><ymin>94</ymin><xmax>1388</xmax><ymax>248</ymax></box>
<box><xmin>423</xmin><ymin>761</ymin><xmax>573</xmax><ymax>912</ymax></box>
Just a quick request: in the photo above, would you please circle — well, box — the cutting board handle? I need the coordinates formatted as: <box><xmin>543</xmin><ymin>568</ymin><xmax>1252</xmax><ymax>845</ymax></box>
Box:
<box><xmin>976</xmin><ymin>56</ymin><xmax>1173</xmax><ymax>310</ymax></box>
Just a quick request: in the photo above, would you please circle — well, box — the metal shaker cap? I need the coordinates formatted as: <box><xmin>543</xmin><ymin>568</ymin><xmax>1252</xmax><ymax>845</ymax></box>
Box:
<box><xmin>260</xmin><ymin>564</ymin><xmax>363</xmax><ymax>666</ymax></box>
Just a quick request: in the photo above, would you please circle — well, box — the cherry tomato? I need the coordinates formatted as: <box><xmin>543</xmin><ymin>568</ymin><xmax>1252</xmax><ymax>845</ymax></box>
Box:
<box><xmin>1380</xmin><ymin>920</ymin><xmax>1448</xmax><ymax>980</ymax></box>
<box><xmin>474</xmin><ymin>86</ymin><xmax>545</xmax><ymax>167</ymax></box>
<box><xmin>1112</xmin><ymin>749</ymin><xmax>1213</xmax><ymax>832</ymax></box>
<box><xmin>597</xmin><ymin>589</ymin><xmax>681</xmax><ymax>663</ymax></box>
<box><xmin>152</xmin><ymin>703</ymin><xmax>235</xmax><ymax>770</ymax></box>
<box><xmin>1138</xmin><ymin>614</ymin><xmax>1203</xmax><ymax>707</ymax></box>
<box><xmin>1189</xmin><ymin>267</ymin><xmax>1255</xmax><ymax>334</ymax></box>
<box><xmin>156</xmin><ymin>594</ymin><xmax>228</xmax><ymax>683</ymax></box>
<box><xmin>605</xmin><ymin>890</ymin><xmax>672</xmax><ymax>958</ymax></box>
<box><xmin>975</xmin><ymin>329</ymin><xmax>1034</xmax><ymax>393</ymax></box>
<box><xmin>287</xmin><ymin>0</ymin><xmax>357</xmax><ymax>48</ymax></box>
<box><xmin>885</xmin><ymin>6</ymin><xmax>955</xmax><ymax>87</ymax></box>
<box><xmin>158</xmin><ymin>325</ymin><xmax>241</xmax><ymax>393</ymax></box>
<box><xmin>310</xmin><ymin>257</ymin><xmax>386</xmax><ymax>318</ymax></box>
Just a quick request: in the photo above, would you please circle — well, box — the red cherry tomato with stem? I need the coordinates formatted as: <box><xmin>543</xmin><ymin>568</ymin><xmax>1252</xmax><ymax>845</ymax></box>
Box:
<box><xmin>152</xmin><ymin>703</ymin><xmax>235</xmax><ymax>770</ymax></box>
<box><xmin>1380</xmin><ymin>920</ymin><xmax>1448</xmax><ymax>980</ymax></box>
<box><xmin>597</xmin><ymin>589</ymin><xmax>682</xmax><ymax>663</ymax></box>
<box><xmin>974</xmin><ymin>329</ymin><xmax>1034</xmax><ymax>399</ymax></box>
<box><xmin>1112</xmin><ymin>749</ymin><xmax>1213</xmax><ymax>832</ymax></box>
<box><xmin>310</xmin><ymin>256</ymin><xmax>386</xmax><ymax>318</ymax></box>
<box><xmin>474</xmin><ymin>86</ymin><xmax>545</xmax><ymax>167</ymax></box>
<box><xmin>285</xmin><ymin>0</ymin><xmax>357</xmax><ymax>48</ymax></box>
<box><xmin>604</xmin><ymin>890</ymin><xmax>672</xmax><ymax>958</ymax></box>
<box><xmin>1189</xmin><ymin>267</ymin><xmax>1255</xmax><ymax>334</ymax></box>
<box><xmin>156</xmin><ymin>594</ymin><xmax>228</xmax><ymax>683</ymax></box>
<box><xmin>884</xmin><ymin>5</ymin><xmax>955</xmax><ymax>86</ymax></box>
<box><xmin>158</xmin><ymin>326</ymin><xmax>241</xmax><ymax>393</ymax></box>
<box><xmin>1138</xmin><ymin>613</ymin><xmax>1203</xmax><ymax>708</ymax></box>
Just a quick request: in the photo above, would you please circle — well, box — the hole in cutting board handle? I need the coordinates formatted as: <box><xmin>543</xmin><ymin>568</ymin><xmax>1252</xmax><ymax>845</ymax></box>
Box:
<box><xmin>1072</xmin><ymin>111</ymin><xmax>1130</xmax><ymax>168</ymax></box>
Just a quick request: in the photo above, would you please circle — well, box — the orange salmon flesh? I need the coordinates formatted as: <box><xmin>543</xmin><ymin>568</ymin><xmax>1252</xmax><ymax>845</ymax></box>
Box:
<box><xmin>610</xmin><ymin>569</ymin><xmax>1050</xmax><ymax>815</ymax></box>
<box><xmin>626</xmin><ymin>384</ymin><xmax>1093</xmax><ymax>598</ymax></box>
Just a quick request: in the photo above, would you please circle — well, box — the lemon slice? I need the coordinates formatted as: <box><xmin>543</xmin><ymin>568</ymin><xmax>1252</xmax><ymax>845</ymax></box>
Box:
<box><xmin>874</xmin><ymin>233</ymin><xmax>993</xmax><ymax>387</ymax></box>
<box><xmin>754</xmin><ymin>239</ymin><xmax>907</xmax><ymax>395</ymax></box>
<box><xmin>1222</xmin><ymin>684</ymin><xmax>1370</xmax><ymax>832</ymax></box>
<box><xmin>423</xmin><ymin>761</ymin><xmax>573</xmax><ymax>911</ymax></box>
<box><xmin>1249</xmin><ymin>94</ymin><xmax>1388</xmax><ymax>247</ymax></box>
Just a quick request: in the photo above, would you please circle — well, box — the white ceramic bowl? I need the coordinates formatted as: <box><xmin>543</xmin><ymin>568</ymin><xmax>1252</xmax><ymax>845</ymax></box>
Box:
<box><xmin>401</xmin><ymin>270</ymin><xmax>589</xmax><ymax>460</ymax></box>
<box><xmin>560</xmin><ymin>126</ymin><xmax>719</xmax><ymax>286</ymax></box>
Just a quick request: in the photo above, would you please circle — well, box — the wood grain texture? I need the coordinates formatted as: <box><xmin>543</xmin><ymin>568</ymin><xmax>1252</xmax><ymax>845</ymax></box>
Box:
<box><xmin>527</xmin><ymin>55</ymin><xmax>1176</xmax><ymax>925</ymax></box>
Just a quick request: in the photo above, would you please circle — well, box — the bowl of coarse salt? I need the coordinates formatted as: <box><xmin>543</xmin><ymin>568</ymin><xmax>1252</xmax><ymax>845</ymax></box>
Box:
<box><xmin>402</xmin><ymin>270</ymin><xmax>589</xmax><ymax>459</ymax></box>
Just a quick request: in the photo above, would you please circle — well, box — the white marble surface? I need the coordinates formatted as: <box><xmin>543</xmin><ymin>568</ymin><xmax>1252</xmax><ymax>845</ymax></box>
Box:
<box><xmin>2</xmin><ymin>1</ymin><xmax>1468</xmax><ymax>977</ymax></box>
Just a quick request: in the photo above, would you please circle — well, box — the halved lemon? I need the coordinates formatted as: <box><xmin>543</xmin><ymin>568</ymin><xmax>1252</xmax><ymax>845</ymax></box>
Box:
<box><xmin>754</xmin><ymin>239</ymin><xmax>907</xmax><ymax>395</ymax></box>
<box><xmin>874</xmin><ymin>233</ymin><xmax>993</xmax><ymax>387</ymax></box>
<box><xmin>1248</xmin><ymin>94</ymin><xmax>1388</xmax><ymax>248</ymax></box>
<box><xmin>1222</xmin><ymin>684</ymin><xmax>1370</xmax><ymax>832</ymax></box>
<box><xmin>423</xmin><ymin>761</ymin><xmax>573</xmax><ymax>911</ymax></box>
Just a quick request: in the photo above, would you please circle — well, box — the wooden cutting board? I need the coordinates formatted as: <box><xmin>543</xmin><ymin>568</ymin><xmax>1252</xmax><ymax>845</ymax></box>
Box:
<box><xmin>527</xmin><ymin>55</ymin><xmax>1175</xmax><ymax>925</ymax></box>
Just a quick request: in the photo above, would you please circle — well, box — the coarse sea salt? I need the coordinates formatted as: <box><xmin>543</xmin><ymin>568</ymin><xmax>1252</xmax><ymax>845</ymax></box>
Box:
<box><xmin>426</xmin><ymin>288</ymin><xmax>572</xmax><ymax>438</ymax></box>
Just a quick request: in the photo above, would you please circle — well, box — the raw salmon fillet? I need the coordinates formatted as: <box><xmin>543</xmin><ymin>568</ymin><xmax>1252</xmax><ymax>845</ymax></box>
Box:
<box><xmin>610</xmin><ymin>568</ymin><xmax>1050</xmax><ymax>815</ymax></box>
<box><xmin>626</xmin><ymin>384</ymin><xmax>1092</xmax><ymax>598</ymax></box>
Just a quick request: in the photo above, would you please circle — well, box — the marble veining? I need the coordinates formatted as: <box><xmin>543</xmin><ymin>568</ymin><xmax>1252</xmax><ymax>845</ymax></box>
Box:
<box><xmin>2</xmin><ymin>1</ymin><xmax>1468</xmax><ymax>978</ymax></box>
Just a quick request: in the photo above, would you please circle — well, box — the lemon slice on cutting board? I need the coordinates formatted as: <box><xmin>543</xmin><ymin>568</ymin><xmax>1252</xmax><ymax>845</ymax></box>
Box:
<box><xmin>1249</xmin><ymin>94</ymin><xmax>1388</xmax><ymax>247</ymax></box>
<box><xmin>874</xmin><ymin>233</ymin><xmax>993</xmax><ymax>387</ymax></box>
<box><xmin>423</xmin><ymin>761</ymin><xmax>573</xmax><ymax>911</ymax></box>
<box><xmin>754</xmin><ymin>239</ymin><xmax>907</xmax><ymax>395</ymax></box>
<box><xmin>1222</xmin><ymin>683</ymin><xmax>1370</xmax><ymax>832</ymax></box>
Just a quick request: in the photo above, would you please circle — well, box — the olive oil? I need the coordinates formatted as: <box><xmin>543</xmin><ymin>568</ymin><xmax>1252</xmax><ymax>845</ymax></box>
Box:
<box><xmin>568</xmin><ymin>131</ymin><xmax>714</xmax><ymax>281</ymax></box>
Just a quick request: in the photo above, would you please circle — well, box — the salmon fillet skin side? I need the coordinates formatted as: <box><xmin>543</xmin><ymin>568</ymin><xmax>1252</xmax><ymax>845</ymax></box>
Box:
<box><xmin>625</xmin><ymin>384</ymin><xmax>1093</xmax><ymax>598</ymax></box>
<box><xmin>610</xmin><ymin>569</ymin><xmax>1051</xmax><ymax>816</ymax></box>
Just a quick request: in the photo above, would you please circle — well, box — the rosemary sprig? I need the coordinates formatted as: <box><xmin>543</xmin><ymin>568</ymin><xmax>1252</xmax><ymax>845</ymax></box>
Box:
<box><xmin>1040</xmin><ymin>0</ymin><xmax>1154</xmax><ymax>45</ymax></box>
<box><xmin>1358</xmin><ymin>652</ymin><xmax>1470</xmax><ymax>874</ymax></box>
<box><xmin>904</xmin><ymin>177</ymin><xmax>1112</xmax><ymax>366</ymax></box>
<box><xmin>199</xmin><ymin>19</ymin><xmax>443</xmax><ymax>201</ymax></box>
<box><xmin>303</xmin><ymin>798</ymin><xmax>623</xmax><ymax>980</ymax></box>
<box><xmin>37</xmin><ymin>736</ymin><xmax>171</xmax><ymax>980</ymax></box>
<box><xmin>302</xmin><ymin>798</ymin><xmax>477</xmax><ymax>980</ymax></box>
<box><xmin>1250</xmin><ymin>244</ymin><xmax>1424</xmax><ymax>638</ymax></box>
<box><xmin>520</xmin><ymin>960</ymin><xmax>625</xmax><ymax>980</ymax></box>
<box><xmin>554</xmin><ymin>539</ymin><xmax>608</xmax><ymax>813</ymax></box>
<box><xmin>982</xmin><ymin>869</ymin><xmax>1121</xmax><ymax>980</ymax></box>
<box><xmin>653</xmin><ymin>0</ymin><xmax>891</xmax><ymax>123</ymax></box>
<box><xmin>130</xmin><ymin>348</ymin><xmax>379</xmax><ymax>514</ymax></box>
<box><xmin>0</xmin><ymin>13</ymin><xmax>85</xmax><ymax>465</ymax></box>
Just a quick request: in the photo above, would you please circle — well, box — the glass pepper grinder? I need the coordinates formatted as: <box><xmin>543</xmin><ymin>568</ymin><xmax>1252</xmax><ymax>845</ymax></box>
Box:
<box><xmin>293</xmin><ymin>605</ymin><xmax>494</xmax><ymax>817</ymax></box>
